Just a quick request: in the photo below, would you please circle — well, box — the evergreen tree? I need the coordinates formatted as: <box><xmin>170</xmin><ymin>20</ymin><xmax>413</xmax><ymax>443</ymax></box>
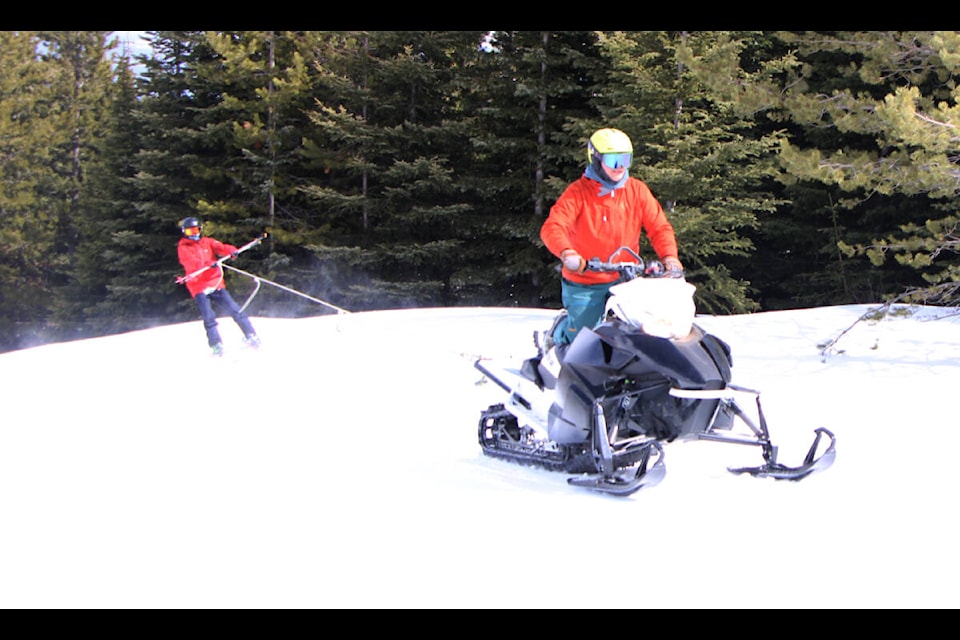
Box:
<box><xmin>129</xmin><ymin>30</ymin><xmax>222</xmax><ymax>325</ymax></box>
<box><xmin>193</xmin><ymin>31</ymin><xmax>328</xmax><ymax>316</ymax></box>
<box><xmin>465</xmin><ymin>31</ymin><xmax>606</xmax><ymax>308</ymax></box>
<box><xmin>13</xmin><ymin>29</ymin><xmax>960</xmax><ymax>354</ymax></box>
<box><xmin>762</xmin><ymin>31</ymin><xmax>960</xmax><ymax>307</ymax></box>
<box><xmin>301</xmin><ymin>31</ymin><xmax>495</xmax><ymax>310</ymax></box>
<box><xmin>0</xmin><ymin>32</ymin><xmax>58</xmax><ymax>350</ymax></box>
<box><xmin>586</xmin><ymin>31</ymin><xmax>783</xmax><ymax>313</ymax></box>
<box><xmin>0</xmin><ymin>31</ymin><xmax>117</xmax><ymax>349</ymax></box>
<box><xmin>38</xmin><ymin>31</ymin><xmax>129</xmax><ymax>339</ymax></box>
<box><xmin>69</xmin><ymin>50</ymin><xmax>155</xmax><ymax>336</ymax></box>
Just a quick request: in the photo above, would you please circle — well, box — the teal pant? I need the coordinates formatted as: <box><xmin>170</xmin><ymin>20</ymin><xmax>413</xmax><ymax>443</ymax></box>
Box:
<box><xmin>552</xmin><ymin>278</ymin><xmax>616</xmax><ymax>346</ymax></box>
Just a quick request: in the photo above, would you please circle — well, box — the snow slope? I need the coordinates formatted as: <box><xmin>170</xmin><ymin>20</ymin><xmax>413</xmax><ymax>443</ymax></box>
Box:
<box><xmin>1</xmin><ymin>304</ymin><xmax>958</xmax><ymax>608</ymax></box>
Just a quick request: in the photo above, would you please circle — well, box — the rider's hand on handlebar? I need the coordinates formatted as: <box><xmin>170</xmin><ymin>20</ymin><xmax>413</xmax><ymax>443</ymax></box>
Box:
<box><xmin>644</xmin><ymin>260</ymin><xmax>665</xmax><ymax>276</ymax></box>
<box><xmin>663</xmin><ymin>257</ymin><xmax>684</xmax><ymax>273</ymax></box>
<box><xmin>561</xmin><ymin>249</ymin><xmax>586</xmax><ymax>274</ymax></box>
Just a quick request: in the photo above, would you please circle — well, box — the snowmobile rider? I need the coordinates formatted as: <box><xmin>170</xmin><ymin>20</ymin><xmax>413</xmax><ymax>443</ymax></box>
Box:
<box><xmin>177</xmin><ymin>217</ymin><xmax>260</xmax><ymax>356</ymax></box>
<box><xmin>540</xmin><ymin>127</ymin><xmax>683</xmax><ymax>348</ymax></box>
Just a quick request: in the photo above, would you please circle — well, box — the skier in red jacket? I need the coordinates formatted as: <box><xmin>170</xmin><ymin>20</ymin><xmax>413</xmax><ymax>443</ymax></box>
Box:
<box><xmin>540</xmin><ymin>127</ymin><xmax>683</xmax><ymax>349</ymax></box>
<box><xmin>177</xmin><ymin>217</ymin><xmax>260</xmax><ymax>356</ymax></box>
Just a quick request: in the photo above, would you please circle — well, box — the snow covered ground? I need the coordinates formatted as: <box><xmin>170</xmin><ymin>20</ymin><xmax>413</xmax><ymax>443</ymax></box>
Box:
<box><xmin>1</xmin><ymin>303</ymin><xmax>958</xmax><ymax>608</ymax></box>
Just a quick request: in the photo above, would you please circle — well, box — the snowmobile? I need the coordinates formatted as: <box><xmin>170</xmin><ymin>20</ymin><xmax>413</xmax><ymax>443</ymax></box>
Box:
<box><xmin>474</xmin><ymin>247</ymin><xmax>836</xmax><ymax>497</ymax></box>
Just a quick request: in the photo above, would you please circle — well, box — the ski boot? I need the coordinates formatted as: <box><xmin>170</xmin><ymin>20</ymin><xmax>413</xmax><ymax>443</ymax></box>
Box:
<box><xmin>533</xmin><ymin>310</ymin><xmax>566</xmax><ymax>357</ymax></box>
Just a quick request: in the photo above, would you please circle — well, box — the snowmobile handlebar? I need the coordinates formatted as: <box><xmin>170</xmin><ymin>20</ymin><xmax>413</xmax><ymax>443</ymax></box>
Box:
<box><xmin>585</xmin><ymin>246</ymin><xmax>683</xmax><ymax>281</ymax></box>
<box><xmin>585</xmin><ymin>257</ymin><xmax>644</xmax><ymax>281</ymax></box>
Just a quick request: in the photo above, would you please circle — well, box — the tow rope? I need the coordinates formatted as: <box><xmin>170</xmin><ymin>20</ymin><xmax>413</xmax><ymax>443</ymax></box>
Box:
<box><xmin>176</xmin><ymin>232</ymin><xmax>349</xmax><ymax>315</ymax></box>
<box><xmin>222</xmin><ymin>262</ymin><xmax>350</xmax><ymax>315</ymax></box>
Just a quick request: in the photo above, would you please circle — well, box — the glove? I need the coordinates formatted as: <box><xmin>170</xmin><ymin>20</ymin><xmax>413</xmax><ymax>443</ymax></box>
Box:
<box><xmin>663</xmin><ymin>257</ymin><xmax>684</xmax><ymax>273</ymax></box>
<box><xmin>560</xmin><ymin>249</ymin><xmax>586</xmax><ymax>273</ymax></box>
<box><xmin>644</xmin><ymin>260</ymin><xmax>664</xmax><ymax>276</ymax></box>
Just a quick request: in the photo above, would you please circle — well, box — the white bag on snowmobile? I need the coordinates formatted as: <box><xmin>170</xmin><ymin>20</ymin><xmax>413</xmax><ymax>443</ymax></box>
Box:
<box><xmin>605</xmin><ymin>276</ymin><xmax>696</xmax><ymax>339</ymax></box>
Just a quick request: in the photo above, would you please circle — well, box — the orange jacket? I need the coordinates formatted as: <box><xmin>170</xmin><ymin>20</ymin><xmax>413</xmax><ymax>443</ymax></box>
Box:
<box><xmin>540</xmin><ymin>175</ymin><xmax>679</xmax><ymax>285</ymax></box>
<box><xmin>177</xmin><ymin>236</ymin><xmax>239</xmax><ymax>298</ymax></box>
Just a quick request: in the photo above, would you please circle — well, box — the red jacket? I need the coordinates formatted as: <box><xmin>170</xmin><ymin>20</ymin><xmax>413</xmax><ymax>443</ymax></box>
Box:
<box><xmin>540</xmin><ymin>175</ymin><xmax>679</xmax><ymax>285</ymax></box>
<box><xmin>177</xmin><ymin>236</ymin><xmax>239</xmax><ymax>298</ymax></box>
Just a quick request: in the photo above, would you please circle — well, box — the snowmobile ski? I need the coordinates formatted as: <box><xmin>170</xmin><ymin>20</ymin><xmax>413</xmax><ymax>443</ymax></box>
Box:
<box><xmin>566</xmin><ymin>440</ymin><xmax>665</xmax><ymax>496</ymax></box>
<box><xmin>727</xmin><ymin>427</ymin><xmax>836</xmax><ymax>480</ymax></box>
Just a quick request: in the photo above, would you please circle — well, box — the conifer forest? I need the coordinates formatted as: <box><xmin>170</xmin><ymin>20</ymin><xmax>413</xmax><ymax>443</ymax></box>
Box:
<box><xmin>3</xmin><ymin>31</ymin><xmax>960</xmax><ymax>353</ymax></box>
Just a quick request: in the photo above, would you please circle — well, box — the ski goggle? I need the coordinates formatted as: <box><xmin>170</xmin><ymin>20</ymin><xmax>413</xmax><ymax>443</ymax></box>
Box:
<box><xmin>601</xmin><ymin>152</ymin><xmax>632</xmax><ymax>169</ymax></box>
<box><xmin>183</xmin><ymin>226</ymin><xmax>201</xmax><ymax>236</ymax></box>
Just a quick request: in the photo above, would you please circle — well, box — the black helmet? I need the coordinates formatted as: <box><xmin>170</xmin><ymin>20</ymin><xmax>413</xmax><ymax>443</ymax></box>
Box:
<box><xmin>179</xmin><ymin>217</ymin><xmax>202</xmax><ymax>239</ymax></box>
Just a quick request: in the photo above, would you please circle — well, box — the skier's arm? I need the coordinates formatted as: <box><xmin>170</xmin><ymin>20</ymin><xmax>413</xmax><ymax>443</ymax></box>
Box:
<box><xmin>208</xmin><ymin>239</ymin><xmax>240</xmax><ymax>263</ymax></box>
<box><xmin>540</xmin><ymin>186</ymin><xmax>584</xmax><ymax>259</ymax></box>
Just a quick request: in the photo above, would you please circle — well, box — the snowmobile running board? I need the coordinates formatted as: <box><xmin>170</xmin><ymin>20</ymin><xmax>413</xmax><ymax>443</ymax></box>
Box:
<box><xmin>474</xmin><ymin>358</ymin><xmax>515</xmax><ymax>394</ymax></box>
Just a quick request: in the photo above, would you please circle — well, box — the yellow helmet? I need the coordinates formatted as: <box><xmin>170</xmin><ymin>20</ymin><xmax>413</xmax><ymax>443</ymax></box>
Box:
<box><xmin>587</xmin><ymin>128</ymin><xmax>633</xmax><ymax>170</ymax></box>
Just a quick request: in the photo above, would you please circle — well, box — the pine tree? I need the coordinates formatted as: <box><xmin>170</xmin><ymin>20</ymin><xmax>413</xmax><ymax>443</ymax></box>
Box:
<box><xmin>129</xmin><ymin>31</ymin><xmax>221</xmax><ymax>325</ymax></box>
<box><xmin>69</xmin><ymin>51</ymin><xmax>156</xmax><ymax>336</ymax></box>
<box><xmin>764</xmin><ymin>31</ymin><xmax>960</xmax><ymax>307</ymax></box>
<box><xmin>190</xmin><ymin>31</ymin><xmax>329</xmax><ymax>316</ymax></box>
<box><xmin>584</xmin><ymin>31</ymin><xmax>783</xmax><ymax>313</ymax></box>
<box><xmin>301</xmin><ymin>31</ymin><xmax>497</xmax><ymax>309</ymax></box>
<box><xmin>38</xmin><ymin>31</ymin><xmax>127</xmax><ymax>339</ymax></box>
<box><xmin>0</xmin><ymin>32</ymin><xmax>58</xmax><ymax>350</ymax></box>
<box><xmin>464</xmin><ymin>31</ymin><xmax>606</xmax><ymax>308</ymax></box>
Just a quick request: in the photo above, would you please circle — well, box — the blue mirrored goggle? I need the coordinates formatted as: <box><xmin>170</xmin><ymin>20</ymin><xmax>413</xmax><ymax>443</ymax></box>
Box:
<box><xmin>601</xmin><ymin>152</ymin><xmax>632</xmax><ymax>169</ymax></box>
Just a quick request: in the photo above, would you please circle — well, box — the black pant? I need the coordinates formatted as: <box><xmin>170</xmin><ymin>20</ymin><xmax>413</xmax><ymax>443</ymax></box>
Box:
<box><xmin>194</xmin><ymin>289</ymin><xmax>256</xmax><ymax>347</ymax></box>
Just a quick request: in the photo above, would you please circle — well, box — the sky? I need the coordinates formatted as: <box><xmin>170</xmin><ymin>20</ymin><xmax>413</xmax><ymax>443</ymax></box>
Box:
<box><xmin>112</xmin><ymin>31</ymin><xmax>151</xmax><ymax>57</ymax></box>
<box><xmin>0</xmin><ymin>300</ymin><xmax>958</xmax><ymax>608</ymax></box>
<box><xmin>111</xmin><ymin>31</ymin><xmax>152</xmax><ymax>74</ymax></box>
